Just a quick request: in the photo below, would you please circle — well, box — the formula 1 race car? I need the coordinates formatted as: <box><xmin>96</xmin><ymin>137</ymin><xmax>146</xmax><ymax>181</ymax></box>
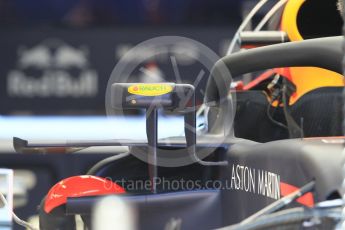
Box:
<box><xmin>12</xmin><ymin>0</ymin><xmax>345</xmax><ymax>229</ymax></box>
<box><xmin>13</xmin><ymin>35</ymin><xmax>344</xmax><ymax>229</ymax></box>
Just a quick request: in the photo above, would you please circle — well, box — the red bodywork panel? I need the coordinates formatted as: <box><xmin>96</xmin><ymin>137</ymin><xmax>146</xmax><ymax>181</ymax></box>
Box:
<box><xmin>44</xmin><ymin>175</ymin><xmax>125</xmax><ymax>213</ymax></box>
<box><xmin>280</xmin><ymin>182</ymin><xmax>314</xmax><ymax>207</ymax></box>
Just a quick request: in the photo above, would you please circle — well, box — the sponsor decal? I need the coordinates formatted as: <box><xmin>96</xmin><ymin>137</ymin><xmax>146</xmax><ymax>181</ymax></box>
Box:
<box><xmin>6</xmin><ymin>39</ymin><xmax>98</xmax><ymax>98</ymax></box>
<box><xmin>128</xmin><ymin>84</ymin><xmax>173</xmax><ymax>96</ymax></box>
<box><xmin>229</xmin><ymin>164</ymin><xmax>315</xmax><ymax>206</ymax></box>
<box><xmin>230</xmin><ymin>164</ymin><xmax>280</xmax><ymax>200</ymax></box>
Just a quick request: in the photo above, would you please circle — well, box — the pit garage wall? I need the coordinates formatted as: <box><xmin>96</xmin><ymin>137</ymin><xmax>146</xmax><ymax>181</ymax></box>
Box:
<box><xmin>0</xmin><ymin>27</ymin><xmax>235</xmax><ymax>115</ymax></box>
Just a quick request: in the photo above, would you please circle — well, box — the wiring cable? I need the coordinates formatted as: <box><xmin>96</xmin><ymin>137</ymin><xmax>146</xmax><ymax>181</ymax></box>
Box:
<box><xmin>265</xmin><ymin>74</ymin><xmax>288</xmax><ymax>129</ymax></box>
<box><xmin>0</xmin><ymin>191</ymin><xmax>39</xmax><ymax>230</ymax></box>
<box><xmin>266</xmin><ymin>95</ymin><xmax>288</xmax><ymax>129</ymax></box>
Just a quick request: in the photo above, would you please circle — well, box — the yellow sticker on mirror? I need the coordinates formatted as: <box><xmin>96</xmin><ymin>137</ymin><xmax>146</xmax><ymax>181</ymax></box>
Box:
<box><xmin>128</xmin><ymin>84</ymin><xmax>173</xmax><ymax>96</ymax></box>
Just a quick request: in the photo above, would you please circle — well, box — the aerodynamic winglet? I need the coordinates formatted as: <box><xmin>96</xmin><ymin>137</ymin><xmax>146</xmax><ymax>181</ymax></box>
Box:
<box><xmin>13</xmin><ymin>137</ymin><xmax>28</xmax><ymax>153</ymax></box>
